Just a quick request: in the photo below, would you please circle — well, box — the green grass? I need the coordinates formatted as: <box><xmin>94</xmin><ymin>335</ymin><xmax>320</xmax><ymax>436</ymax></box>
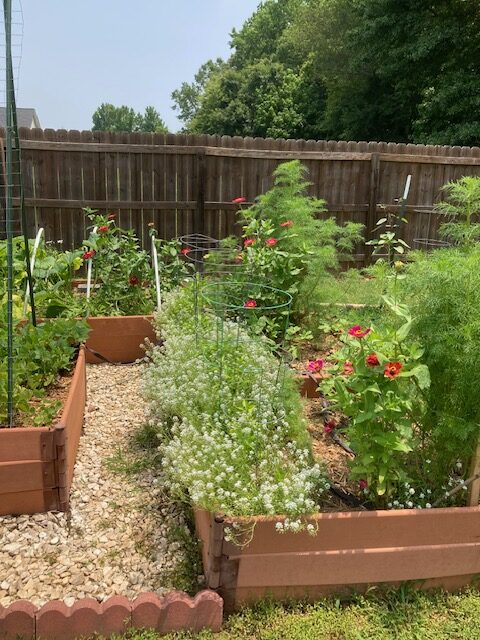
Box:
<box><xmin>101</xmin><ymin>589</ymin><xmax>480</xmax><ymax>639</ymax></box>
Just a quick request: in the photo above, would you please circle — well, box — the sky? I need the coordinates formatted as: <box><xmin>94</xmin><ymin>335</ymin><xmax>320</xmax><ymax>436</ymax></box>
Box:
<box><xmin>15</xmin><ymin>0</ymin><xmax>260</xmax><ymax>132</ymax></box>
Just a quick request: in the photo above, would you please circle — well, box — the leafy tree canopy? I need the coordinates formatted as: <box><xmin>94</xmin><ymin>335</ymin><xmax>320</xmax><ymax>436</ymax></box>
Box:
<box><xmin>171</xmin><ymin>0</ymin><xmax>480</xmax><ymax>145</ymax></box>
<box><xmin>92</xmin><ymin>104</ymin><xmax>168</xmax><ymax>133</ymax></box>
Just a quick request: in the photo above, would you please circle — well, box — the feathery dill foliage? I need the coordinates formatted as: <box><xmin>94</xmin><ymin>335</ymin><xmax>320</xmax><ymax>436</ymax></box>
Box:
<box><xmin>143</xmin><ymin>285</ymin><xmax>328</xmax><ymax>528</ymax></box>
<box><xmin>435</xmin><ymin>176</ymin><xmax>480</xmax><ymax>246</ymax></box>
<box><xmin>406</xmin><ymin>246</ymin><xmax>480</xmax><ymax>471</ymax></box>
<box><xmin>240</xmin><ymin>160</ymin><xmax>364</xmax><ymax>315</ymax></box>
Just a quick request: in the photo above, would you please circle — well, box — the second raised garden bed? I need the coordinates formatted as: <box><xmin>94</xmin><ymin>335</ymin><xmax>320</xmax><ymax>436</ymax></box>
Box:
<box><xmin>85</xmin><ymin>316</ymin><xmax>157</xmax><ymax>364</ymax></box>
<box><xmin>0</xmin><ymin>346</ymin><xmax>87</xmax><ymax>516</ymax></box>
<box><xmin>195</xmin><ymin>505</ymin><xmax>480</xmax><ymax>612</ymax></box>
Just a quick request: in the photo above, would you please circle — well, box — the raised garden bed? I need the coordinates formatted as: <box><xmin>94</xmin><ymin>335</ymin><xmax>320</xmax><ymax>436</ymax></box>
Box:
<box><xmin>0</xmin><ymin>347</ymin><xmax>86</xmax><ymax>516</ymax></box>
<box><xmin>195</xmin><ymin>505</ymin><xmax>480</xmax><ymax>612</ymax></box>
<box><xmin>85</xmin><ymin>315</ymin><xmax>157</xmax><ymax>364</ymax></box>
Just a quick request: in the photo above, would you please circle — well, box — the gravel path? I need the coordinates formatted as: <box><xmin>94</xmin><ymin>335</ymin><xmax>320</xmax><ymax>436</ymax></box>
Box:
<box><xmin>0</xmin><ymin>364</ymin><xmax>189</xmax><ymax>607</ymax></box>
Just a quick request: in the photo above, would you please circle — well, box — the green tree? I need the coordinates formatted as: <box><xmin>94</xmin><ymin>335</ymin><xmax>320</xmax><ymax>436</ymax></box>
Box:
<box><xmin>92</xmin><ymin>103</ymin><xmax>168</xmax><ymax>133</ymax></box>
<box><xmin>172</xmin><ymin>0</ymin><xmax>480</xmax><ymax>144</ymax></box>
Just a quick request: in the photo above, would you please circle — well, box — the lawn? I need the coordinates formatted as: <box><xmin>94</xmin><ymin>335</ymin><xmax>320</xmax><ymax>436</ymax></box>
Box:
<box><xmin>105</xmin><ymin>589</ymin><xmax>480</xmax><ymax>640</ymax></box>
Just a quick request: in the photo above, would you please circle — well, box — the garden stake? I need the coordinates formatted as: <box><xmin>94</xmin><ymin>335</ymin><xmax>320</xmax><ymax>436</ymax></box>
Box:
<box><xmin>432</xmin><ymin>471</ymin><xmax>480</xmax><ymax>508</ymax></box>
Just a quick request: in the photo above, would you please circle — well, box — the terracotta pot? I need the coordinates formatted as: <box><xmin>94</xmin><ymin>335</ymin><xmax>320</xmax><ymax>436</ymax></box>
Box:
<box><xmin>84</xmin><ymin>315</ymin><xmax>157</xmax><ymax>364</ymax></box>
<box><xmin>195</xmin><ymin>505</ymin><xmax>480</xmax><ymax>611</ymax></box>
<box><xmin>0</xmin><ymin>347</ymin><xmax>86</xmax><ymax>516</ymax></box>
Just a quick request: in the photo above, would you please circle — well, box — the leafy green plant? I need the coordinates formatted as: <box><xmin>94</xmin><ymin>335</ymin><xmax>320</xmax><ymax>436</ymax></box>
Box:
<box><xmin>405</xmin><ymin>246</ymin><xmax>480</xmax><ymax>475</ymax></box>
<box><xmin>0</xmin><ymin>318</ymin><xmax>89</xmax><ymax>426</ymax></box>
<box><xmin>322</xmin><ymin>297</ymin><xmax>430</xmax><ymax>504</ymax></box>
<box><xmin>435</xmin><ymin>176</ymin><xmax>480</xmax><ymax>245</ymax></box>
<box><xmin>151</xmin><ymin>232</ymin><xmax>192</xmax><ymax>293</ymax></box>
<box><xmin>232</xmin><ymin>160</ymin><xmax>363</xmax><ymax>341</ymax></box>
<box><xmin>81</xmin><ymin>209</ymin><xmax>155</xmax><ymax>316</ymax></box>
<box><xmin>366</xmin><ymin>210</ymin><xmax>410</xmax><ymax>266</ymax></box>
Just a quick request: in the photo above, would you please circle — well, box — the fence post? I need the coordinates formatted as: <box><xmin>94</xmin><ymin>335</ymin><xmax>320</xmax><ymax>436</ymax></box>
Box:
<box><xmin>366</xmin><ymin>152</ymin><xmax>380</xmax><ymax>265</ymax></box>
<box><xmin>195</xmin><ymin>149</ymin><xmax>206</xmax><ymax>236</ymax></box>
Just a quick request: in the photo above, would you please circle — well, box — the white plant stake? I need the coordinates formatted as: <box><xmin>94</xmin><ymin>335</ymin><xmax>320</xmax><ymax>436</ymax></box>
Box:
<box><xmin>23</xmin><ymin>227</ymin><xmax>44</xmax><ymax>316</ymax></box>
<box><xmin>151</xmin><ymin>234</ymin><xmax>162</xmax><ymax>311</ymax></box>
<box><xmin>403</xmin><ymin>174</ymin><xmax>412</xmax><ymax>201</ymax></box>
<box><xmin>86</xmin><ymin>226</ymin><xmax>98</xmax><ymax>306</ymax></box>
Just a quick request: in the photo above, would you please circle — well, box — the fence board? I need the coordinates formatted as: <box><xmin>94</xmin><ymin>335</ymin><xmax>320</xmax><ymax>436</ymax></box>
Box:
<box><xmin>5</xmin><ymin>129</ymin><xmax>480</xmax><ymax>257</ymax></box>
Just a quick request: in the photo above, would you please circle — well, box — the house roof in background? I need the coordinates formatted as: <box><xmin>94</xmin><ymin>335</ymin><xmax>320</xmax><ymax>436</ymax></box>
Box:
<box><xmin>0</xmin><ymin>107</ymin><xmax>41</xmax><ymax>128</ymax></box>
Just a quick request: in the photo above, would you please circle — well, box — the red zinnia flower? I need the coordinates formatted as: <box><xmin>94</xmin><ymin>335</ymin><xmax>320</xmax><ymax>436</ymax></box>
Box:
<box><xmin>265</xmin><ymin>237</ymin><xmax>278</xmax><ymax>247</ymax></box>
<box><xmin>244</xmin><ymin>299</ymin><xmax>257</xmax><ymax>308</ymax></box>
<box><xmin>98</xmin><ymin>225</ymin><xmax>109</xmax><ymax>233</ymax></box>
<box><xmin>232</xmin><ymin>196</ymin><xmax>246</xmax><ymax>204</ymax></box>
<box><xmin>359</xmin><ymin>479</ymin><xmax>368</xmax><ymax>490</ymax></box>
<box><xmin>82</xmin><ymin>250</ymin><xmax>96</xmax><ymax>261</ymax></box>
<box><xmin>366</xmin><ymin>353</ymin><xmax>380</xmax><ymax>367</ymax></box>
<box><xmin>107</xmin><ymin>213</ymin><xmax>116</xmax><ymax>220</ymax></box>
<box><xmin>307</xmin><ymin>359</ymin><xmax>325</xmax><ymax>373</ymax></box>
<box><xmin>244</xmin><ymin>238</ymin><xmax>255</xmax><ymax>247</ymax></box>
<box><xmin>384</xmin><ymin>361</ymin><xmax>403</xmax><ymax>379</ymax></box>
<box><xmin>348</xmin><ymin>325</ymin><xmax>372</xmax><ymax>339</ymax></box>
<box><xmin>343</xmin><ymin>361</ymin><xmax>354</xmax><ymax>375</ymax></box>
<box><xmin>129</xmin><ymin>275</ymin><xmax>140</xmax><ymax>286</ymax></box>
<box><xmin>180</xmin><ymin>247</ymin><xmax>192</xmax><ymax>255</ymax></box>
<box><xmin>324</xmin><ymin>421</ymin><xmax>335</xmax><ymax>434</ymax></box>
<box><xmin>280</xmin><ymin>220</ymin><xmax>294</xmax><ymax>228</ymax></box>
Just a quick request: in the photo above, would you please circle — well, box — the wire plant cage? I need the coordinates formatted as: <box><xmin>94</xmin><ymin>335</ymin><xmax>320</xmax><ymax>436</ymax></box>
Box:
<box><xmin>176</xmin><ymin>234</ymin><xmax>295</xmax><ymax>409</ymax></box>
<box><xmin>1</xmin><ymin>0</ymin><xmax>36</xmax><ymax>427</ymax></box>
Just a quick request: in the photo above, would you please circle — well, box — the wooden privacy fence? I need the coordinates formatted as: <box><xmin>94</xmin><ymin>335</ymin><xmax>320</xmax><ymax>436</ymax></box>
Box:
<box><xmin>4</xmin><ymin>128</ymin><xmax>480</xmax><ymax>259</ymax></box>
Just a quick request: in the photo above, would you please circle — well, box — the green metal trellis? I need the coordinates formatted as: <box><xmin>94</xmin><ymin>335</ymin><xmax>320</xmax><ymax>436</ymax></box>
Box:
<box><xmin>2</xmin><ymin>0</ymin><xmax>36</xmax><ymax>427</ymax></box>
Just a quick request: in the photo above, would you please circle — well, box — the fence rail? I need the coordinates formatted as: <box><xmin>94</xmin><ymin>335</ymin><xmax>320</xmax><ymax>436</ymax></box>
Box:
<box><xmin>2</xmin><ymin>128</ymin><xmax>480</xmax><ymax>260</ymax></box>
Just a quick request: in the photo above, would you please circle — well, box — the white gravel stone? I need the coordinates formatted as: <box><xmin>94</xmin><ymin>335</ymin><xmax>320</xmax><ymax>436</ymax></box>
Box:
<box><xmin>0</xmin><ymin>364</ymin><xmax>188</xmax><ymax>607</ymax></box>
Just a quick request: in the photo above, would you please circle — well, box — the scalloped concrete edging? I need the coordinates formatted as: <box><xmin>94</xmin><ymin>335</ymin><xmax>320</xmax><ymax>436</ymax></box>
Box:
<box><xmin>0</xmin><ymin>591</ymin><xmax>223</xmax><ymax>639</ymax></box>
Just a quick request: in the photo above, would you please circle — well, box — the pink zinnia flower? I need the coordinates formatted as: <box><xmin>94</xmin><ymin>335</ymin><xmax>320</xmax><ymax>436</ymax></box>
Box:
<box><xmin>244</xmin><ymin>238</ymin><xmax>255</xmax><ymax>247</ymax></box>
<box><xmin>343</xmin><ymin>361</ymin><xmax>354</xmax><ymax>375</ymax></box>
<box><xmin>232</xmin><ymin>196</ymin><xmax>246</xmax><ymax>204</ymax></box>
<box><xmin>280</xmin><ymin>220</ymin><xmax>294</xmax><ymax>228</ymax></box>
<box><xmin>366</xmin><ymin>353</ymin><xmax>379</xmax><ymax>367</ymax></box>
<box><xmin>324</xmin><ymin>421</ymin><xmax>335</xmax><ymax>434</ymax></box>
<box><xmin>180</xmin><ymin>247</ymin><xmax>192</xmax><ymax>255</ymax></box>
<box><xmin>307</xmin><ymin>359</ymin><xmax>325</xmax><ymax>373</ymax></box>
<box><xmin>265</xmin><ymin>238</ymin><xmax>278</xmax><ymax>247</ymax></box>
<box><xmin>244</xmin><ymin>299</ymin><xmax>257</xmax><ymax>308</ymax></box>
<box><xmin>97</xmin><ymin>225</ymin><xmax>109</xmax><ymax>233</ymax></box>
<box><xmin>348</xmin><ymin>325</ymin><xmax>372</xmax><ymax>339</ymax></box>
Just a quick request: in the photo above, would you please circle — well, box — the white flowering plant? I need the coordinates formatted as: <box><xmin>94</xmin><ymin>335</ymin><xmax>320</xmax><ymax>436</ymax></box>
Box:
<box><xmin>143</xmin><ymin>285</ymin><xmax>329</xmax><ymax>534</ymax></box>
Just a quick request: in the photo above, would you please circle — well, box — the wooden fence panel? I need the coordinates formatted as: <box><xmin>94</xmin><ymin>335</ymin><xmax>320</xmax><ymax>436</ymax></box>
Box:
<box><xmin>4</xmin><ymin>129</ymin><xmax>480</xmax><ymax>260</ymax></box>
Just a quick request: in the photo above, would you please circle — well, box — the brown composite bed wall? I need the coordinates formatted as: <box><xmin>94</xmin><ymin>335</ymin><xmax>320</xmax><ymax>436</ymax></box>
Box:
<box><xmin>0</xmin><ymin>346</ymin><xmax>86</xmax><ymax>516</ymax></box>
<box><xmin>195</xmin><ymin>506</ymin><xmax>480</xmax><ymax>611</ymax></box>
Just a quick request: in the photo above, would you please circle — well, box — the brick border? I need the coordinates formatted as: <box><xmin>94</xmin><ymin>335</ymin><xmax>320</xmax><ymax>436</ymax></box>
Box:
<box><xmin>0</xmin><ymin>591</ymin><xmax>223</xmax><ymax>639</ymax></box>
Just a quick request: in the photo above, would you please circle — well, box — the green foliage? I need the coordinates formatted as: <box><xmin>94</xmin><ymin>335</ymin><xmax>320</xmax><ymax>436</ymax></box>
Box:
<box><xmin>81</xmin><ymin>209</ymin><xmax>156</xmax><ymax>316</ymax></box>
<box><xmin>322</xmin><ymin>298</ymin><xmax>429</xmax><ymax>503</ymax></box>
<box><xmin>0</xmin><ymin>236</ymin><xmax>83</xmax><ymax>320</ymax></box>
<box><xmin>434</xmin><ymin>176</ymin><xmax>480</xmax><ymax>245</ymax></box>
<box><xmin>0</xmin><ymin>318</ymin><xmax>89</xmax><ymax>426</ymax></box>
<box><xmin>173</xmin><ymin>0</ymin><xmax>480</xmax><ymax>145</ymax></box>
<box><xmin>235</xmin><ymin>161</ymin><xmax>363</xmax><ymax>336</ymax></box>
<box><xmin>98</xmin><ymin>588</ymin><xmax>480</xmax><ymax>640</ymax></box>
<box><xmin>405</xmin><ymin>246</ymin><xmax>480</xmax><ymax>475</ymax></box>
<box><xmin>143</xmin><ymin>285</ymin><xmax>328</xmax><ymax>527</ymax></box>
<box><xmin>92</xmin><ymin>103</ymin><xmax>168</xmax><ymax>133</ymax></box>
<box><xmin>152</xmin><ymin>235</ymin><xmax>192</xmax><ymax>293</ymax></box>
